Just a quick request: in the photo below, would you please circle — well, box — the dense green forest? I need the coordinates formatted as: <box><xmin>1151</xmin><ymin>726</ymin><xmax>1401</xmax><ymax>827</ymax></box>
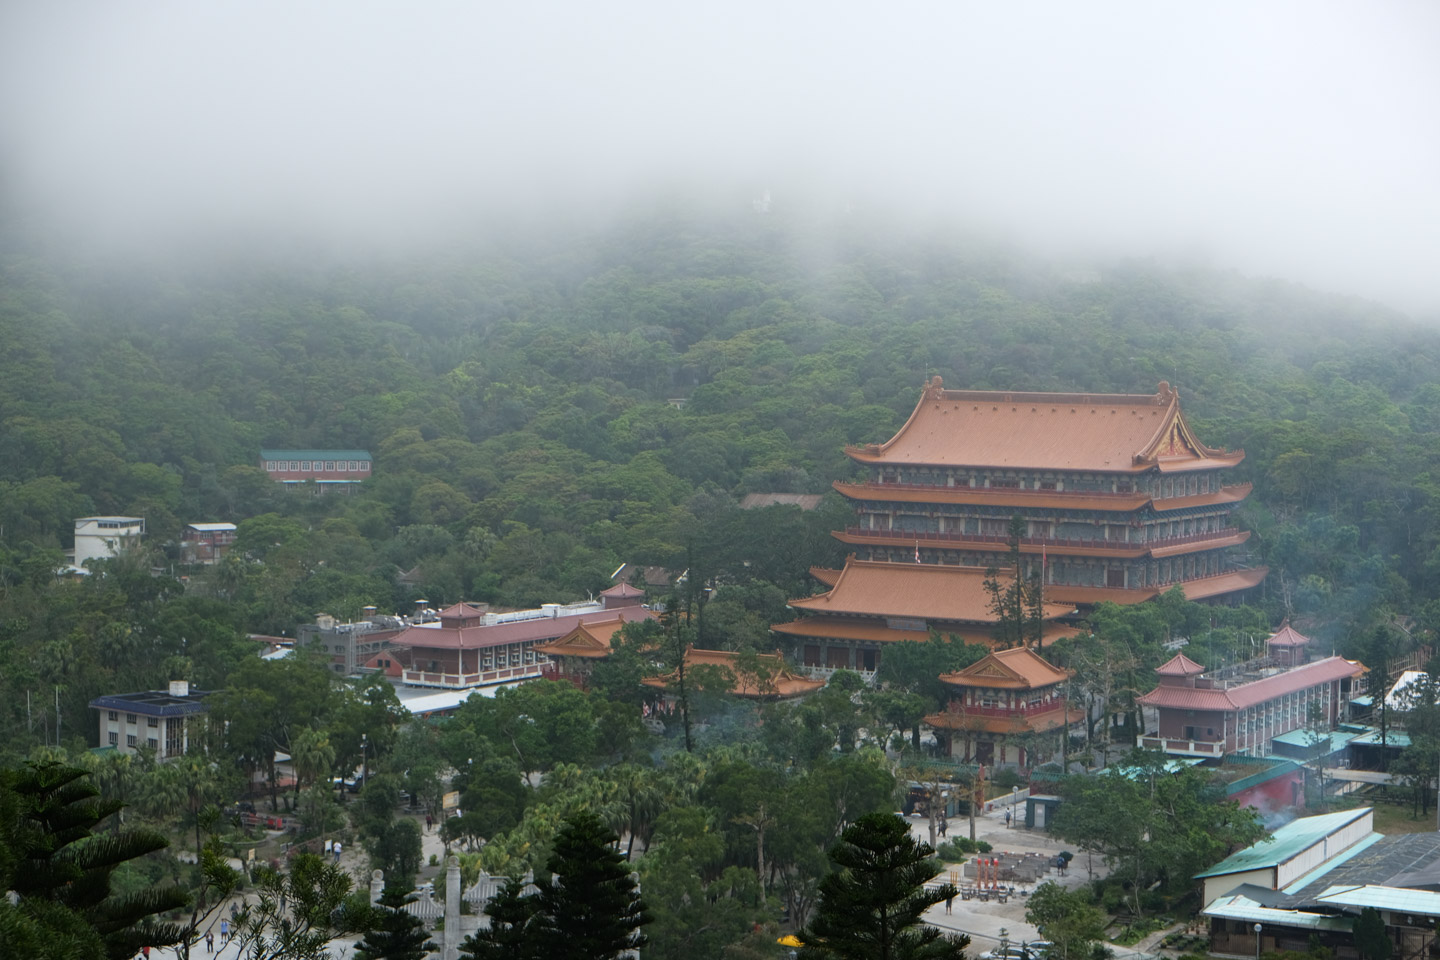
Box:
<box><xmin>3</xmin><ymin>207</ymin><xmax>1439</xmax><ymax>751</ymax></box>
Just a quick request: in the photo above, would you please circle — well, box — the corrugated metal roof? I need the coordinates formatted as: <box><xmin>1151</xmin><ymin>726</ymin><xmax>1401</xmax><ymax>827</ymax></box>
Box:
<box><xmin>1203</xmin><ymin>895</ymin><xmax>1353</xmax><ymax>931</ymax></box>
<box><xmin>1281</xmin><ymin>833</ymin><xmax>1384</xmax><ymax>894</ymax></box>
<box><xmin>1271</xmin><ymin>728</ymin><xmax>1363</xmax><ymax>751</ymax></box>
<box><xmin>1194</xmin><ymin>808</ymin><xmax>1373</xmax><ymax>879</ymax></box>
<box><xmin>1315</xmin><ymin>885</ymin><xmax>1440</xmax><ymax>916</ymax></box>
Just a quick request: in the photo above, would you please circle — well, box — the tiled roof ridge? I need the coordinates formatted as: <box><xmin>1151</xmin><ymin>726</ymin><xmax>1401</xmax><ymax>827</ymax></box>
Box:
<box><xmin>1156</xmin><ymin>652</ymin><xmax>1207</xmax><ymax>675</ymax></box>
<box><xmin>921</xmin><ymin>376</ymin><xmax>1180</xmax><ymax>407</ymax></box>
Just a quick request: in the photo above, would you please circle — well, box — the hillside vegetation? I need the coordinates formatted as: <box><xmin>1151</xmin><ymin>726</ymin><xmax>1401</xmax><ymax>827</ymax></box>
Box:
<box><xmin>2</xmin><ymin>209</ymin><xmax>1437</xmax><ymax>748</ymax></box>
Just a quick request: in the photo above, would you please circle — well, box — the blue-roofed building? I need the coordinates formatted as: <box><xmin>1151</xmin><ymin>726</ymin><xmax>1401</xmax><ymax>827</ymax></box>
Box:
<box><xmin>89</xmin><ymin>680</ymin><xmax>210</xmax><ymax>760</ymax></box>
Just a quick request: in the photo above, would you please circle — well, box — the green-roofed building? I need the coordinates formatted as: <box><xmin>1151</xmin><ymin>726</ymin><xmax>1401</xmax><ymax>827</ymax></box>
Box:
<box><xmin>260</xmin><ymin>449</ymin><xmax>372</xmax><ymax>491</ymax></box>
<box><xmin>1200</xmin><ymin>811</ymin><xmax>1440</xmax><ymax>959</ymax></box>
<box><xmin>1196</xmin><ymin>807</ymin><xmax>1375</xmax><ymax>905</ymax></box>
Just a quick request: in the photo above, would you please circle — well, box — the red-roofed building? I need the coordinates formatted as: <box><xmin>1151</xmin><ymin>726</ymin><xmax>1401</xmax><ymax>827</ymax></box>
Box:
<box><xmin>642</xmin><ymin>647</ymin><xmax>826</xmax><ymax>701</ymax></box>
<box><xmin>598</xmin><ymin>582</ymin><xmax>646</xmax><ymax>608</ymax></box>
<box><xmin>772</xmin><ymin>556</ymin><xmax>1080</xmax><ymax>676</ymax></box>
<box><xmin>1138</xmin><ymin>647</ymin><xmax>1366</xmax><ymax>758</ymax></box>
<box><xmin>923</xmin><ymin>646</ymin><xmax>1085</xmax><ymax>769</ymax></box>
<box><xmin>532</xmin><ymin>615</ymin><xmax>639</xmax><ymax>689</ymax></box>
<box><xmin>387</xmin><ymin>602</ymin><xmax>657</xmax><ymax>689</ymax></box>
<box><xmin>833</xmin><ymin>378</ymin><xmax>1265</xmax><ymax>605</ymax></box>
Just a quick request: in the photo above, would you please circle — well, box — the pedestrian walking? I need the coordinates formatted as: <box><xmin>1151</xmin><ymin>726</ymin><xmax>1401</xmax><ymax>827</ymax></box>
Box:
<box><xmin>1005</xmin><ymin>810</ymin><xmax>1012</xmax><ymax>828</ymax></box>
<box><xmin>944</xmin><ymin>893</ymin><xmax>954</xmax><ymax>915</ymax></box>
<box><xmin>938</xmin><ymin>817</ymin><xmax>947</xmax><ymax>837</ymax></box>
<box><xmin>205</xmin><ymin>932</ymin><xmax>214</xmax><ymax>954</ymax></box>
<box><xmin>142</xmin><ymin>947</ymin><xmax>150</xmax><ymax>959</ymax></box>
<box><xmin>333</xmin><ymin>840</ymin><xmax>342</xmax><ymax>863</ymax></box>
<box><xmin>425</xmin><ymin>813</ymin><xmax>433</xmax><ymax>832</ymax></box>
<box><xmin>220</xmin><ymin>919</ymin><xmax>229</xmax><ymax>943</ymax></box>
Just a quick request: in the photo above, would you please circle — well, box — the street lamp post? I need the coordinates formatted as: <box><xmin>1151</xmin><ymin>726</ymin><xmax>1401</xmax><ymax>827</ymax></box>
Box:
<box><xmin>1012</xmin><ymin>786</ymin><xmax>1018</xmax><ymax>827</ymax></box>
<box><xmin>1254</xmin><ymin>922</ymin><xmax>1262</xmax><ymax>960</ymax></box>
<box><xmin>360</xmin><ymin>733</ymin><xmax>368</xmax><ymax>791</ymax></box>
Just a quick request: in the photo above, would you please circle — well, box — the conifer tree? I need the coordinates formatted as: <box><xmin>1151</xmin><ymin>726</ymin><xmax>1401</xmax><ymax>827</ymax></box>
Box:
<box><xmin>355</xmin><ymin>886</ymin><xmax>436</xmax><ymax>960</ymax></box>
<box><xmin>459</xmin><ymin>876</ymin><xmax>538</xmax><ymax>960</ymax></box>
<box><xmin>0</xmin><ymin>762</ymin><xmax>188</xmax><ymax>960</ymax></box>
<box><xmin>984</xmin><ymin>515</ymin><xmax>1044</xmax><ymax>649</ymax></box>
<box><xmin>530</xmin><ymin>811</ymin><xmax>650</xmax><ymax>960</ymax></box>
<box><xmin>800</xmin><ymin>812</ymin><xmax>968</xmax><ymax>960</ymax></box>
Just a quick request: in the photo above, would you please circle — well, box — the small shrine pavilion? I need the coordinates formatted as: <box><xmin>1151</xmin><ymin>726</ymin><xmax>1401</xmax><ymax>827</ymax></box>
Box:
<box><xmin>924</xmin><ymin>646</ymin><xmax>1083</xmax><ymax>769</ymax></box>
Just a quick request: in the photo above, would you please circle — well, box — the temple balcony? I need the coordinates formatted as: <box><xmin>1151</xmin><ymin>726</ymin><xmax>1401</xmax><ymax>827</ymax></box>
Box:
<box><xmin>1138</xmin><ymin>735</ymin><xmax>1226</xmax><ymax>757</ymax></box>
<box><xmin>839</xmin><ymin>526</ymin><xmax>1247</xmax><ymax>557</ymax></box>
<box><xmin>944</xmin><ymin>698</ymin><xmax>1070</xmax><ymax>721</ymax></box>
<box><xmin>402</xmin><ymin>661</ymin><xmax>553</xmax><ymax>688</ymax></box>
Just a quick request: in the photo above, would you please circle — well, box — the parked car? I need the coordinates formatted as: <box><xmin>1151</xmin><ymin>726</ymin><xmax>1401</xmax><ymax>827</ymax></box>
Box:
<box><xmin>980</xmin><ymin>949</ymin><xmax>1030</xmax><ymax>960</ymax></box>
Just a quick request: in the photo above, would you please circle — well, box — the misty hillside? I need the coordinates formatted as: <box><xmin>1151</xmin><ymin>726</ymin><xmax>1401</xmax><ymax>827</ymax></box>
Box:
<box><xmin>2</xmin><ymin>210</ymin><xmax>1438</xmax><ymax>652</ymax></box>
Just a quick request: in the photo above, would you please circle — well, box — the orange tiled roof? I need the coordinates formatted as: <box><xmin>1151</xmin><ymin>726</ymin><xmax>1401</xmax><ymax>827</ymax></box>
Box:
<box><xmin>1155</xmin><ymin>653</ymin><xmax>1207</xmax><ymax>676</ymax></box>
<box><xmin>1179</xmin><ymin>567</ymin><xmax>1268</xmax><ymax>601</ymax></box>
<box><xmin>771</xmin><ymin>617</ymin><xmax>931</xmax><ymax>645</ymax></box>
<box><xmin>787</xmin><ymin>558</ymin><xmax>1076</xmax><ymax>624</ymax></box>
<box><xmin>1138</xmin><ymin>656</ymin><xmax>1364</xmax><ymax>711</ymax></box>
<box><xmin>832</xmin><ymin>481</ymin><xmax>1152</xmax><ymax>513</ymax></box>
<box><xmin>641</xmin><ymin>647</ymin><xmax>825</xmax><ymax>699</ymax></box>
<box><xmin>835</xmin><ymin>527</ymin><xmax>1248</xmax><ymax>562</ymax></box>
<box><xmin>924</xmin><ymin>705</ymin><xmax>1085</xmax><ymax>734</ymax></box>
<box><xmin>1266</xmin><ymin>622</ymin><xmax>1311</xmax><ymax>647</ymax></box>
<box><xmin>938</xmin><ymin>646</ymin><xmax>1074</xmax><ymax>691</ymax></box>
<box><xmin>392</xmin><ymin>606</ymin><xmax>655</xmax><ymax>650</ymax></box>
<box><xmin>599</xmin><ymin>582</ymin><xmax>645</xmax><ymax>598</ymax></box>
<box><xmin>1148</xmin><ymin>531</ymin><xmax>1250</xmax><ymax>558</ymax></box>
<box><xmin>1040</xmin><ymin>567</ymin><xmax>1268</xmax><ymax>607</ymax></box>
<box><xmin>1151</xmin><ymin>483</ymin><xmax>1253</xmax><ymax>511</ymax></box>
<box><xmin>771</xmin><ymin>615</ymin><xmax>1080</xmax><ymax>647</ymax></box>
<box><xmin>809</xmin><ymin>566</ymin><xmax>843</xmax><ymax>587</ymax></box>
<box><xmin>533</xmin><ymin>615</ymin><xmax>634</xmax><ymax>659</ymax></box>
<box><xmin>846</xmin><ymin>378</ymin><xmax>1243</xmax><ymax>474</ymax></box>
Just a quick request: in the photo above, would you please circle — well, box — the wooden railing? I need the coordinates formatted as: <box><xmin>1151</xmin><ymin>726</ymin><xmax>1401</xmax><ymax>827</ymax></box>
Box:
<box><xmin>847</xmin><ymin>526</ymin><xmax>1242</xmax><ymax>550</ymax></box>
<box><xmin>944</xmin><ymin>699</ymin><xmax>1068</xmax><ymax>720</ymax></box>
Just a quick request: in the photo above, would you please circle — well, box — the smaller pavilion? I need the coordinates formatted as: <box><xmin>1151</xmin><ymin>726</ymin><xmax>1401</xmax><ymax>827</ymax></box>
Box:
<box><xmin>924</xmin><ymin>646</ymin><xmax>1083</xmax><ymax>769</ymax></box>
<box><xmin>642</xmin><ymin>647</ymin><xmax>826</xmax><ymax>701</ymax></box>
<box><xmin>533</xmin><ymin>614</ymin><xmax>638</xmax><ymax>690</ymax></box>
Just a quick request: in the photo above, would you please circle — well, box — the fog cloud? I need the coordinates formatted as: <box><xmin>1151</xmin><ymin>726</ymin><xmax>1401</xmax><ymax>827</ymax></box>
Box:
<box><xmin>2</xmin><ymin>1</ymin><xmax>1437</xmax><ymax>312</ymax></box>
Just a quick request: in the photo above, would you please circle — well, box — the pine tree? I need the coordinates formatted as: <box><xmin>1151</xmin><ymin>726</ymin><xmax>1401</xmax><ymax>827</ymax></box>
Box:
<box><xmin>0</xmin><ymin>762</ymin><xmax>189</xmax><ymax>960</ymax></box>
<box><xmin>530</xmin><ymin>811</ymin><xmax>651</xmax><ymax>960</ymax></box>
<box><xmin>355</xmin><ymin>886</ymin><xmax>437</xmax><ymax>960</ymax></box>
<box><xmin>983</xmin><ymin>516</ymin><xmax>1044</xmax><ymax>649</ymax></box>
<box><xmin>800</xmin><ymin>812</ymin><xmax>969</xmax><ymax>960</ymax></box>
<box><xmin>459</xmin><ymin>876</ymin><xmax>538</xmax><ymax>960</ymax></box>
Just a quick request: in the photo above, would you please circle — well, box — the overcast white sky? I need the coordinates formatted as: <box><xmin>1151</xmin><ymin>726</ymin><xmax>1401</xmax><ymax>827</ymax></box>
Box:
<box><xmin>2</xmin><ymin>1</ymin><xmax>1437</xmax><ymax>313</ymax></box>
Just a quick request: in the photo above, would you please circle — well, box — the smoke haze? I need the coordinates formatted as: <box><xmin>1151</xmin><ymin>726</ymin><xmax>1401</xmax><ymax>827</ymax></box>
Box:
<box><xmin>2</xmin><ymin>1</ymin><xmax>1437</xmax><ymax>312</ymax></box>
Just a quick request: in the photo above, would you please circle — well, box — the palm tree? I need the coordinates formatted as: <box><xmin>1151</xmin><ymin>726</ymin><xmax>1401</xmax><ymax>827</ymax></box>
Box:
<box><xmin>292</xmin><ymin>726</ymin><xmax>337</xmax><ymax>832</ymax></box>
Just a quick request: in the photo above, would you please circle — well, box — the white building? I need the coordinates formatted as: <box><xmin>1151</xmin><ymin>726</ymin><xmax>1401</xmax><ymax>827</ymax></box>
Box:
<box><xmin>90</xmin><ymin>681</ymin><xmax>210</xmax><ymax>759</ymax></box>
<box><xmin>73</xmin><ymin>516</ymin><xmax>145</xmax><ymax>570</ymax></box>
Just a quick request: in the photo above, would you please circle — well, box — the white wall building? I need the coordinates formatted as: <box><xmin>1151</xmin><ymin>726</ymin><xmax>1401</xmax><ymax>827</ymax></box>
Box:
<box><xmin>73</xmin><ymin>516</ymin><xmax>145</xmax><ymax>570</ymax></box>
